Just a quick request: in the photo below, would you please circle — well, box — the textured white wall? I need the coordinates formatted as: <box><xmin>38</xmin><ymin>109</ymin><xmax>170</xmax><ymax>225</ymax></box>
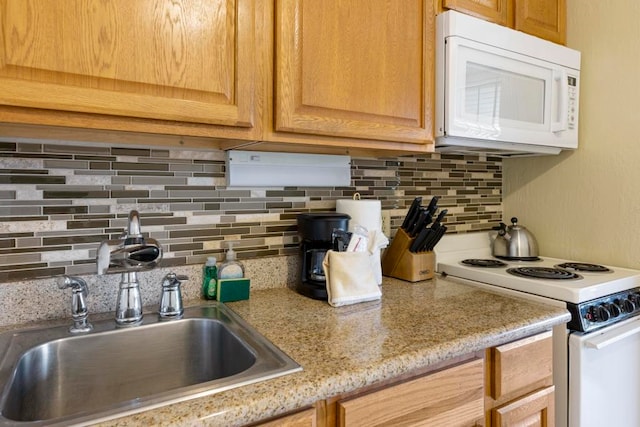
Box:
<box><xmin>503</xmin><ymin>0</ymin><xmax>640</xmax><ymax>267</ymax></box>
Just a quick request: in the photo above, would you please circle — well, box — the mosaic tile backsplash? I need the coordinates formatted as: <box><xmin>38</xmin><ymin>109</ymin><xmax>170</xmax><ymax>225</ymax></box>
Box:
<box><xmin>0</xmin><ymin>140</ymin><xmax>502</xmax><ymax>283</ymax></box>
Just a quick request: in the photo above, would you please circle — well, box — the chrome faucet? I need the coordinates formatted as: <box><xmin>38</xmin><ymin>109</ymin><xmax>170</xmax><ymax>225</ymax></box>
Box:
<box><xmin>97</xmin><ymin>210</ymin><xmax>162</xmax><ymax>275</ymax></box>
<box><xmin>159</xmin><ymin>273</ymin><xmax>188</xmax><ymax>319</ymax></box>
<box><xmin>96</xmin><ymin>210</ymin><xmax>163</xmax><ymax>326</ymax></box>
<box><xmin>58</xmin><ymin>275</ymin><xmax>93</xmax><ymax>333</ymax></box>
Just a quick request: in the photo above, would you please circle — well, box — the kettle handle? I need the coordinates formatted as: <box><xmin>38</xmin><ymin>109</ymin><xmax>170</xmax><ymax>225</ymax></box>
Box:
<box><xmin>492</xmin><ymin>222</ymin><xmax>508</xmax><ymax>236</ymax></box>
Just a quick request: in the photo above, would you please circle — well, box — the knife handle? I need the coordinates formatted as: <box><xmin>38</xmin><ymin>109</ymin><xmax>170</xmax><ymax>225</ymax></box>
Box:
<box><xmin>410</xmin><ymin>208</ymin><xmax>429</xmax><ymax>237</ymax></box>
<box><xmin>433</xmin><ymin>208</ymin><xmax>448</xmax><ymax>225</ymax></box>
<box><xmin>401</xmin><ymin>197</ymin><xmax>422</xmax><ymax>230</ymax></box>
<box><xmin>426</xmin><ymin>226</ymin><xmax>447</xmax><ymax>251</ymax></box>
<box><xmin>410</xmin><ymin>228</ymin><xmax>431</xmax><ymax>252</ymax></box>
<box><xmin>425</xmin><ymin>196</ymin><xmax>440</xmax><ymax>216</ymax></box>
<box><xmin>419</xmin><ymin>228</ymin><xmax>436</xmax><ymax>252</ymax></box>
<box><xmin>406</xmin><ymin>206</ymin><xmax>423</xmax><ymax>235</ymax></box>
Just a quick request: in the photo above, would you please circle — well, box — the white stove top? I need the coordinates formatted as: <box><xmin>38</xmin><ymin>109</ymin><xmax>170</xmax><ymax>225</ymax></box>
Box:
<box><xmin>434</xmin><ymin>232</ymin><xmax>640</xmax><ymax>304</ymax></box>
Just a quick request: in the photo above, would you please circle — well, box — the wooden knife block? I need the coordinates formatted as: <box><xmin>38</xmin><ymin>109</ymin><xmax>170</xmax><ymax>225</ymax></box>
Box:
<box><xmin>381</xmin><ymin>229</ymin><xmax>435</xmax><ymax>282</ymax></box>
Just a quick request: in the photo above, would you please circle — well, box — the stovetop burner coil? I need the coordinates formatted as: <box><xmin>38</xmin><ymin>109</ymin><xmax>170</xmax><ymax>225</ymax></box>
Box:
<box><xmin>507</xmin><ymin>267</ymin><xmax>583</xmax><ymax>280</ymax></box>
<box><xmin>496</xmin><ymin>255</ymin><xmax>541</xmax><ymax>261</ymax></box>
<box><xmin>555</xmin><ymin>262</ymin><xmax>612</xmax><ymax>273</ymax></box>
<box><xmin>461</xmin><ymin>259</ymin><xmax>507</xmax><ymax>268</ymax></box>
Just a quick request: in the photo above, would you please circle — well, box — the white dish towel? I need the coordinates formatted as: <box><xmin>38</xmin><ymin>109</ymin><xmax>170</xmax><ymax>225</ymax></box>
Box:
<box><xmin>323</xmin><ymin>250</ymin><xmax>381</xmax><ymax>307</ymax></box>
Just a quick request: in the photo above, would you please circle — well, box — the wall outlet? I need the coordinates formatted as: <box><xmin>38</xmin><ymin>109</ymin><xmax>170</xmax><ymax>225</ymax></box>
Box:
<box><xmin>381</xmin><ymin>211</ymin><xmax>391</xmax><ymax>237</ymax></box>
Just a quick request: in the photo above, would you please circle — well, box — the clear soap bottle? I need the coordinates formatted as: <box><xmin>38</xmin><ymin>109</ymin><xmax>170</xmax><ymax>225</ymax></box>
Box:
<box><xmin>218</xmin><ymin>243</ymin><xmax>245</xmax><ymax>279</ymax></box>
<box><xmin>202</xmin><ymin>256</ymin><xmax>218</xmax><ymax>300</ymax></box>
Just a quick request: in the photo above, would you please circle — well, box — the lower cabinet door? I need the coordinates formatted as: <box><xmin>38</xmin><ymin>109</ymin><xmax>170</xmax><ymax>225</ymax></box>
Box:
<box><xmin>490</xmin><ymin>331</ymin><xmax>553</xmax><ymax>400</ymax></box>
<box><xmin>255</xmin><ymin>407</ymin><xmax>316</xmax><ymax>427</ymax></box>
<box><xmin>337</xmin><ymin>358</ymin><xmax>484</xmax><ymax>427</ymax></box>
<box><xmin>492</xmin><ymin>386</ymin><xmax>555</xmax><ymax>427</ymax></box>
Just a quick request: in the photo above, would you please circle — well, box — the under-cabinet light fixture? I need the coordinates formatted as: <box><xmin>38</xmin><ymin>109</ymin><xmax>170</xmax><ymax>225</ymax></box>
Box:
<box><xmin>226</xmin><ymin>150</ymin><xmax>351</xmax><ymax>187</ymax></box>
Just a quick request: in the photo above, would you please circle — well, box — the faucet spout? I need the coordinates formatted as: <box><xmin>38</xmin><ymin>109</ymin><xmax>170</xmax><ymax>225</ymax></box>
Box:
<box><xmin>126</xmin><ymin>210</ymin><xmax>143</xmax><ymax>238</ymax></box>
<box><xmin>96</xmin><ymin>210</ymin><xmax>163</xmax><ymax>276</ymax></box>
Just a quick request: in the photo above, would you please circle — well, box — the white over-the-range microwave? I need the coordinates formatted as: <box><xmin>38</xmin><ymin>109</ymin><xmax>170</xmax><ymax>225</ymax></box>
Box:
<box><xmin>435</xmin><ymin>11</ymin><xmax>581</xmax><ymax>157</ymax></box>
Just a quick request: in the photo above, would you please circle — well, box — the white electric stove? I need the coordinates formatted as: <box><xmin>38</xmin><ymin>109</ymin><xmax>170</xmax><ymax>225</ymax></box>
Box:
<box><xmin>435</xmin><ymin>231</ymin><xmax>640</xmax><ymax>427</ymax></box>
<box><xmin>436</xmin><ymin>231</ymin><xmax>640</xmax><ymax>304</ymax></box>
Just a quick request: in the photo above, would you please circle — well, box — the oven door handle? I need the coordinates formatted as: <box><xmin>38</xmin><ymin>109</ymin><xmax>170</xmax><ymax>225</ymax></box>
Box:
<box><xmin>584</xmin><ymin>318</ymin><xmax>640</xmax><ymax>350</ymax></box>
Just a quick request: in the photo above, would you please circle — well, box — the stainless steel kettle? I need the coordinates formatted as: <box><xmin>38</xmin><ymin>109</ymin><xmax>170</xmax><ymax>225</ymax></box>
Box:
<box><xmin>491</xmin><ymin>217</ymin><xmax>539</xmax><ymax>260</ymax></box>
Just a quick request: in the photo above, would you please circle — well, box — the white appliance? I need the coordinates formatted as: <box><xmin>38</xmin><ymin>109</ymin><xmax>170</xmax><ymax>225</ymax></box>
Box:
<box><xmin>435</xmin><ymin>232</ymin><xmax>640</xmax><ymax>427</ymax></box>
<box><xmin>435</xmin><ymin>11</ymin><xmax>581</xmax><ymax>157</ymax></box>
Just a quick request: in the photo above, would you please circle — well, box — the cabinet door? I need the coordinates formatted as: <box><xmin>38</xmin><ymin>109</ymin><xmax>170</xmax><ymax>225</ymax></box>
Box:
<box><xmin>0</xmin><ymin>0</ymin><xmax>256</xmax><ymax>127</ymax></box>
<box><xmin>489</xmin><ymin>331</ymin><xmax>553</xmax><ymax>399</ymax></box>
<box><xmin>514</xmin><ymin>0</ymin><xmax>566</xmax><ymax>45</ymax></box>
<box><xmin>275</xmin><ymin>0</ymin><xmax>434</xmax><ymax>146</ymax></box>
<box><xmin>442</xmin><ymin>0</ymin><xmax>512</xmax><ymax>26</ymax></box>
<box><xmin>492</xmin><ymin>386</ymin><xmax>555</xmax><ymax>427</ymax></box>
<box><xmin>337</xmin><ymin>358</ymin><xmax>484</xmax><ymax>427</ymax></box>
<box><xmin>255</xmin><ymin>407</ymin><xmax>316</xmax><ymax>427</ymax></box>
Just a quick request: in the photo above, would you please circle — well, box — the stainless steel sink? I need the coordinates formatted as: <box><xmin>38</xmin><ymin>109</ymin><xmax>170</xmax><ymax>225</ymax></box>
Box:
<box><xmin>0</xmin><ymin>303</ymin><xmax>301</xmax><ymax>426</ymax></box>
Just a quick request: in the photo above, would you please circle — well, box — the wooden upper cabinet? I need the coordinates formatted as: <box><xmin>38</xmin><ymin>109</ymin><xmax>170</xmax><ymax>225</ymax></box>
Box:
<box><xmin>440</xmin><ymin>0</ymin><xmax>566</xmax><ymax>45</ymax></box>
<box><xmin>0</xmin><ymin>0</ymin><xmax>256</xmax><ymax>128</ymax></box>
<box><xmin>514</xmin><ymin>0</ymin><xmax>566</xmax><ymax>45</ymax></box>
<box><xmin>442</xmin><ymin>0</ymin><xmax>513</xmax><ymax>27</ymax></box>
<box><xmin>274</xmin><ymin>0</ymin><xmax>434</xmax><ymax>145</ymax></box>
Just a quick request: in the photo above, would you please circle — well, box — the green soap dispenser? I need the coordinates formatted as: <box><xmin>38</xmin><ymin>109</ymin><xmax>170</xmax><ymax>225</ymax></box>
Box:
<box><xmin>218</xmin><ymin>243</ymin><xmax>245</xmax><ymax>279</ymax></box>
<box><xmin>202</xmin><ymin>256</ymin><xmax>218</xmax><ymax>300</ymax></box>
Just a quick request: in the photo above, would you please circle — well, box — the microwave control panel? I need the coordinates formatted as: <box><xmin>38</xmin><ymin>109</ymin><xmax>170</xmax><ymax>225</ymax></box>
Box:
<box><xmin>568</xmin><ymin>75</ymin><xmax>578</xmax><ymax>130</ymax></box>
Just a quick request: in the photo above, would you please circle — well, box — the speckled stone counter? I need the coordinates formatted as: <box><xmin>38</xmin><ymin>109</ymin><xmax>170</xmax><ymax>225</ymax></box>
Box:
<box><xmin>84</xmin><ymin>275</ymin><xmax>570</xmax><ymax>427</ymax></box>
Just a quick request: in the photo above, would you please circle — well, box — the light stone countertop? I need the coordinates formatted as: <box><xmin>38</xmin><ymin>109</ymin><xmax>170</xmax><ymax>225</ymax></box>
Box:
<box><xmin>89</xmin><ymin>275</ymin><xmax>570</xmax><ymax>427</ymax></box>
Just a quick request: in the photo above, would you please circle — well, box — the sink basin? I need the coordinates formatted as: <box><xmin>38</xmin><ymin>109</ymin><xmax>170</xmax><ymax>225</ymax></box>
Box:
<box><xmin>0</xmin><ymin>303</ymin><xmax>301</xmax><ymax>426</ymax></box>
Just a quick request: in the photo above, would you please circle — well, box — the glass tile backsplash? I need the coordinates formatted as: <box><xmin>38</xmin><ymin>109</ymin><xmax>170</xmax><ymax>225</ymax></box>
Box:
<box><xmin>0</xmin><ymin>141</ymin><xmax>502</xmax><ymax>282</ymax></box>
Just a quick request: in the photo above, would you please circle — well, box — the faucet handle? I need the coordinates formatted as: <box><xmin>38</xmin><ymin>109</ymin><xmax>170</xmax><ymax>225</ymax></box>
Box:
<box><xmin>163</xmin><ymin>273</ymin><xmax>188</xmax><ymax>285</ymax></box>
<box><xmin>129</xmin><ymin>245</ymin><xmax>162</xmax><ymax>263</ymax></box>
<box><xmin>59</xmin><ymin>276</ymin><xmax>93</xmax><ymax>333</ymax></box>
<box><xmin>159</xmin><ymin>273</ymin><xmax>187</xmax><ymax>319</ymax></box>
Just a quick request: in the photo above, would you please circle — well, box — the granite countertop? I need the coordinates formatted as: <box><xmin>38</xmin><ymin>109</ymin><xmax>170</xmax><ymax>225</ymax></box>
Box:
<box><xmin>91</xmin><ymin>275</ymin><xmax>570</xmax><ymax>426</ymax></box>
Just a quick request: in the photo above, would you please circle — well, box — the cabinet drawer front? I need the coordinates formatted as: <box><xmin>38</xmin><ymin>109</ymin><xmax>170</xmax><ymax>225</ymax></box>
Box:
<box><xmin>338</xmin><ymin>358</ymin><xmax>484</xmax><ymax>427</ymax></box>
<box><xmin>493</xmin><ymin>385</ymin><xmax>555</xmax><ymax>427</ymax></box>
<box><xmin>255</xmin><ymin>407</ymin><xmax>316</xmax><ymax>427</ymax></box>
<box><xmin>490</xmin><ymin>331</ymin><xmax>553</xmax><ymax>400</ymax></box>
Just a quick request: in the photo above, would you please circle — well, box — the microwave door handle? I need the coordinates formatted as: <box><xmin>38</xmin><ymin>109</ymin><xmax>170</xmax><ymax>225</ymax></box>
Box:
<box><xmin>551</xmin><ymin>69</ymin><xmax>569</xmax><ymax>133</ymax></box>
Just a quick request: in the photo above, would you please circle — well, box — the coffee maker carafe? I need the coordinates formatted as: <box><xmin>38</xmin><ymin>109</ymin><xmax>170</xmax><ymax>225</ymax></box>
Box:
<box><xmin>296</xmin><ymin>213</ymin><xmax>350</xmax><ymax>300</ymax></box>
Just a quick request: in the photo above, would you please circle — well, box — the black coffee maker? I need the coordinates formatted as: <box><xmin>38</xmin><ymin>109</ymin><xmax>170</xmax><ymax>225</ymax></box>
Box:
<box><xmin>296</xmin><ymin>212</ymin><xmax>350</xmax><ymax>300</ymax></box>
